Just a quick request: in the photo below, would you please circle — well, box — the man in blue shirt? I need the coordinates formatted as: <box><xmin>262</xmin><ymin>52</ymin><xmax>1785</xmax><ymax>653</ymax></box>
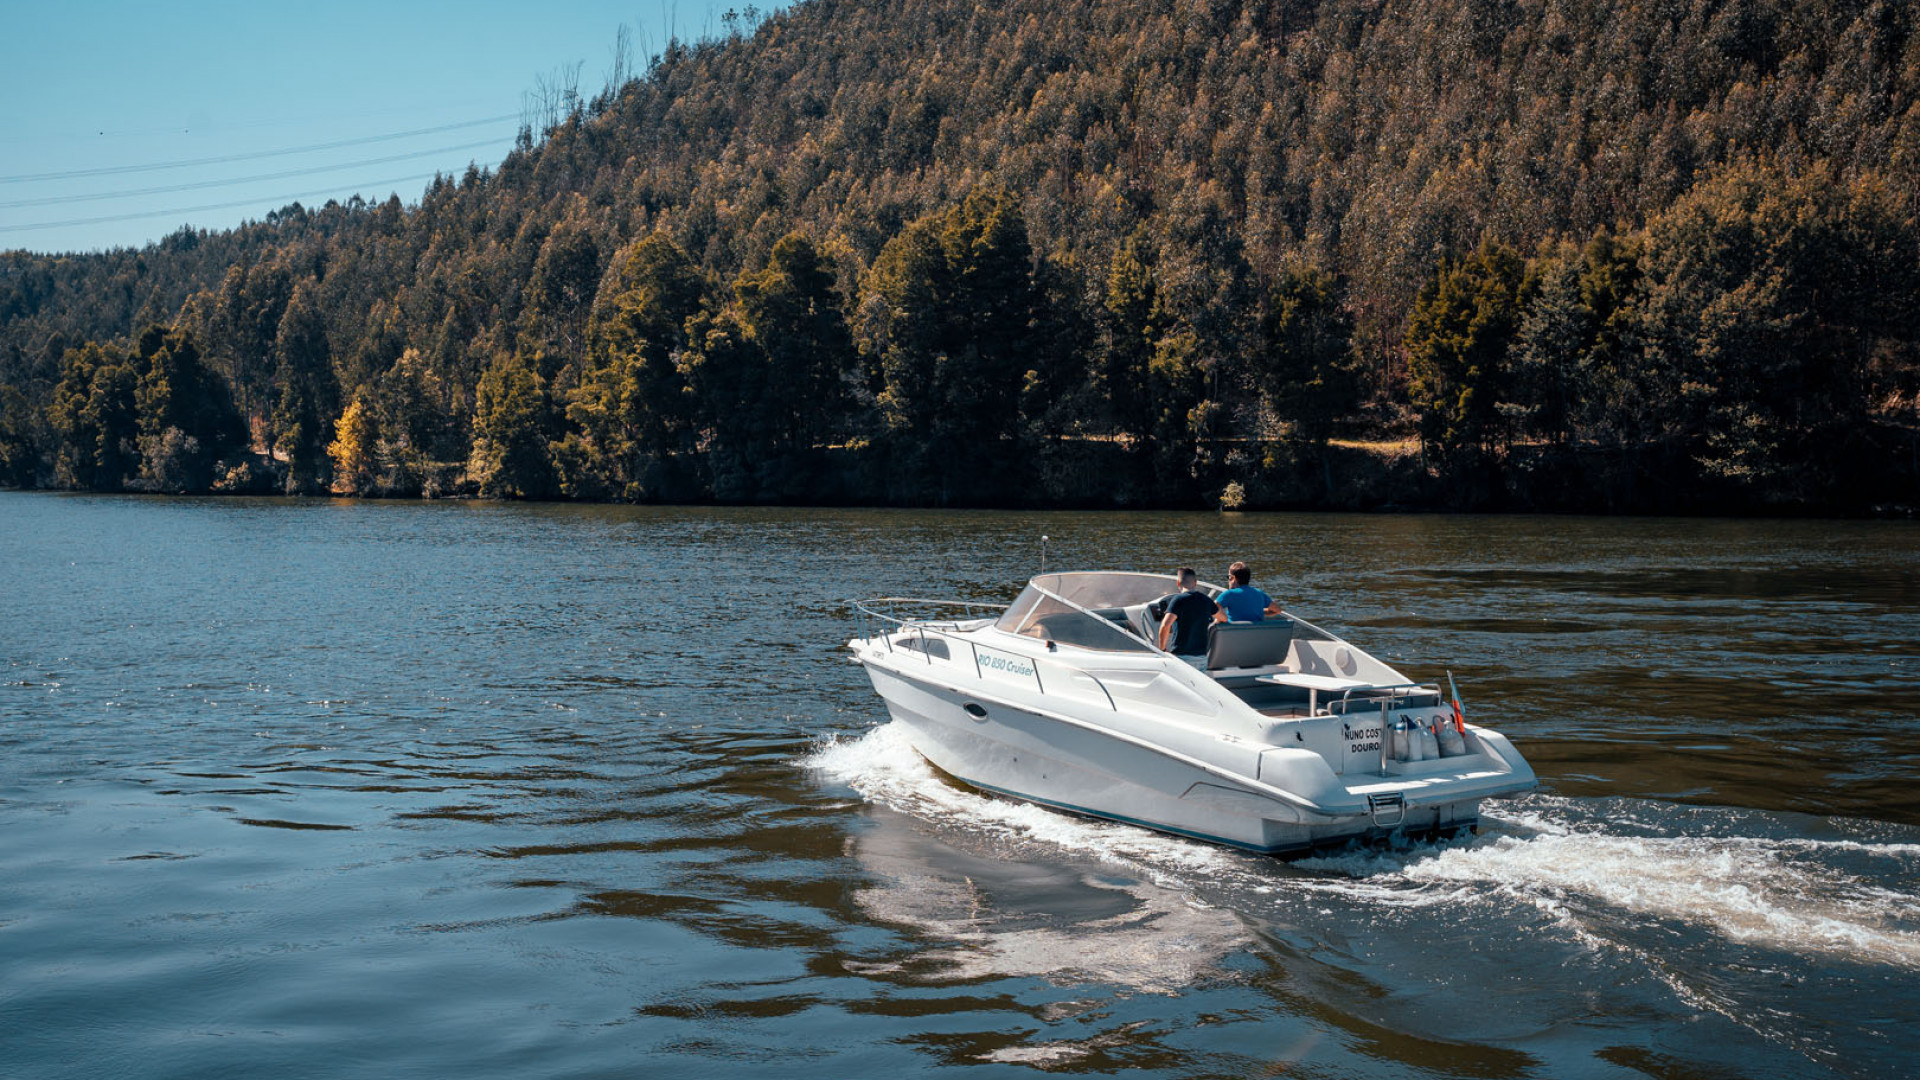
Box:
<box><xmin>1215</xmin><ymin>561</ymin><xmax>1281</xmax><ymax>622</ymax></box>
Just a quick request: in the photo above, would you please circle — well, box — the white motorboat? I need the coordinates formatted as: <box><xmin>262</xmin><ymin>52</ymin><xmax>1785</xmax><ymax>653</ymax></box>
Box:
<box><xmin>848</xmin><ymin>571</ymin><xmax>1537</xmax><ymax>855</ymax></box>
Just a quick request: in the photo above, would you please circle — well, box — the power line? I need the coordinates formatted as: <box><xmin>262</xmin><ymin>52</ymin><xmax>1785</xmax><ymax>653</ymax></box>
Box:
<box><xmin>0</xmin><ymin>138</ymin><xmax>512</xmax><ymax>210</ymax></box>
<box><xmin>0</xmin><ymin>114</ymin><xmax>520</xmax><ymax>184</ymax></box>
<box><xmin>6</xmin><ymin>101</ymin><xmax>513</xmax><ymax>144</ymax></box>
<box><xmin>0</xmin><ymin>172</ymin><xmax>449</xmax><ymax>233</ymax></box>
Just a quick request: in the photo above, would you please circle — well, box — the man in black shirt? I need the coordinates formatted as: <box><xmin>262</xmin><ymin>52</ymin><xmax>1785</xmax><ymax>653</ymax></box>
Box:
<box><xmin>1155</xmin><ymin>567</ymin><xmax>1219</xmax><ymax>667</ymax></box>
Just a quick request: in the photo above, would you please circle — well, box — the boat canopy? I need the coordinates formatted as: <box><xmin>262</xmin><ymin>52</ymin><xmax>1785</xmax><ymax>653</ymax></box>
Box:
<box><xmin>987</xmin><ymin>571</ymin><xmax>1408</xmax><ymax>682</ymax></box>
<box><xmin>993</xmin><ymin>571</ymin><xmax>1180</xmax><ymax>651</ymax></box>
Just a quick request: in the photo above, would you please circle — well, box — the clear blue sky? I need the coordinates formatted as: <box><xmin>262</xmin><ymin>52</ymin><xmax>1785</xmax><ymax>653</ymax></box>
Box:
<box><xmin>1</xmin><ymin>1</ymin><xmax>751</xmax><ymax>254</ymax></box>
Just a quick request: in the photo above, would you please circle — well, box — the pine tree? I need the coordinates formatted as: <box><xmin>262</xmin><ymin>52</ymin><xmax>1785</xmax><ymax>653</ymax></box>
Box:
<box><xmin>859</xmin><ymin>185</ymin><xmax>1042</xmax><ymax>500</ymax></box>
<box><xmin>270</xmin><ymin>284</ymin><xmax>341</xmax><ymax>494</ymax></box>
<box><xmin>47</xmin><ymin>343</ymin><xmax>139</xmax><ymax>491</ymax></box>
<box><xmin>677</xmin><ymin>309</ymin><xmax>770</xmax><ymax>501</ymax></box>
<box><xmin>1631</xmin><ymin>161</ymin><xmax>1920</xmax><ymax>502</ymax></box>
<box><xmin>1099</xmin><ymin>230</ymin><xmax>1160</xmax><ymax>441</ymax></box>
<box><xmin>469</xmin><ymin>352</ymin><xmax>556</xmax><ymax>499</ymax></box>
<box><xmin>732</xmin><ymin>232</ymin><xmax>855</xmax><ymax>464</ymax></box>
<box><xmin>566</xmin><ymin>232</ymin><xmax>707</xmax><ymax>496</ymax></box>
<box><xmin>1254</xmin><ymin>267</ymin><xmax>1357</xmax><ymax>448</ymax></box>
<box><xmin>131</xmin><ymin>325</ymin><xmax>246</xmax><ymax>492</ymax></box>
<box><xmin>520</xmin><ymin>214</ymin><xmax>605</xmax><ymax>380</ymax></box>
<box><xmin>1405</xmin><ymin>241</ymin><xmax>1528</xmax><ymax>458</ymax></box>
<box><xmin>0</xmin><ymin>385</ymin><xmax>37</xmax><ymax>487</ymax></box>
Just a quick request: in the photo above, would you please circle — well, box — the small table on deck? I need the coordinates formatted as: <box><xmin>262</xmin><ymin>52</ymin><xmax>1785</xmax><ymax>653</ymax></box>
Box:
<box><xmin>1255</xmin><ymin>672</ymin><xmax>1370</xmax><ymax>716</ymax></box>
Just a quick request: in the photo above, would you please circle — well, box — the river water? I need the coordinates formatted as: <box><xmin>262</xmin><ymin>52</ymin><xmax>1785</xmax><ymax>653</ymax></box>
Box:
<box><xmin>2</xmin><ymin>493</ymin><xmax>1916</xmax><ymax>1079</ymax></box>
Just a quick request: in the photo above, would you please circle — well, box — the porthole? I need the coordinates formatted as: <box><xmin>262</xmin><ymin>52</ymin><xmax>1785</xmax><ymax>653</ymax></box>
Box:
<box><xmin>963</xmin><ymin>702</ymin><xmax>989</xmax><ymax>720</ymax></box>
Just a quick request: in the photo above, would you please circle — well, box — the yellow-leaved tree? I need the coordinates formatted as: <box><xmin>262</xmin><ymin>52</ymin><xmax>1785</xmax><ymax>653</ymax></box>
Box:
<box><xmin>327</xmin><ymin>395</ymin><xmax>379</xmax><ymax>495</ymax></box>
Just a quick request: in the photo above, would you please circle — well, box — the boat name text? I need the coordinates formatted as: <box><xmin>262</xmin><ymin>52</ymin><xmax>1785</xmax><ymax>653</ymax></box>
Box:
<box><xmin>978</xmin><ymin>653</ymin><xmax>1036</xmax><ymax>678</ymax></box>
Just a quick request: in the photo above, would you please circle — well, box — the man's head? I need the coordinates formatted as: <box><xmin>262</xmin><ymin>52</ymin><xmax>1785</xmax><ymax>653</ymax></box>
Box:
<box><xmin>1228</xmin><ymin>561</ymin><xmax>1251</xmax><ymax>586</ymax></box>
<box><xmin>1175</xmin><ymin>567</ymin><xmax>1198</xmax><ymax>589</ymax></box>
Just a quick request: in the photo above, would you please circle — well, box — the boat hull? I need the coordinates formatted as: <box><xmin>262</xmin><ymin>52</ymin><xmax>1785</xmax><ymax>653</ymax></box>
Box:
<box><xmin>863</xmin><ymin>663</ymin><xmax>1480</xmax><ymax>855</ymax></box>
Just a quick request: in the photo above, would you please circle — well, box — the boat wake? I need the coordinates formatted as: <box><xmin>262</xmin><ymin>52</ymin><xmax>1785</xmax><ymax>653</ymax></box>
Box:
<box><xmin>806</xmin><ymin>722</ymin><xmax>1920</xmax><ymax>976</ymax></box>
<box><xmin>807</xmin><ymin>722</ymin><xmax>1920</xmax><ymax>1074</ymax></box>
<box><xmin>1295</xmin><ymin>800</ymin><xmax>1920</xmax><ymax>972</ymax></box>
<box><xmin>804</xmin><ymin>719</ymin><xmax>1242</xmax><ymax>881</ymax></box>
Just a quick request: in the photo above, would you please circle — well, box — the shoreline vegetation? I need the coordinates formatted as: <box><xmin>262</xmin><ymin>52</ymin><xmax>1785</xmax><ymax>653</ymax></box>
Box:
<box><xmin>3</xmin><ymin>432</ymin><xmax>1914</xmax><ymax>518</ymax></box>
<box><xmin>4</xmin><ymin>0</ymin><xmax>1918</xmax><ymax>517</ymax></box>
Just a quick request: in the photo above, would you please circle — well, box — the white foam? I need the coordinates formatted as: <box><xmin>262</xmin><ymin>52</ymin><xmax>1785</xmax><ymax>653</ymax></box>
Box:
<box><xmin>1297</xmin><ymin>798</ymin><xmax>1920</xmax><ymax>970</ymax></box>
<box><xmin>805</xmin><ymin>726</ymin><xmax>1920</xmax><ymax>972</ymax></box>
<box><xmin>803</xmin><ymin>722</ymin><xmax>1236</xmax><ymax>882</ymax></box>
<box><xmin>1396</xmin><ymin>830</ymin><xmax>1920</xmax><ymax>966</ymax></box>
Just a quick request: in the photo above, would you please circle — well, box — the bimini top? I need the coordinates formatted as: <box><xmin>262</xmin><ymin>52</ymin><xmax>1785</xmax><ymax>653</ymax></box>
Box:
<box><xmin>993</xmin><ymin>571</ymin><xmax>1188</xmax><ymax>652</ymax></box>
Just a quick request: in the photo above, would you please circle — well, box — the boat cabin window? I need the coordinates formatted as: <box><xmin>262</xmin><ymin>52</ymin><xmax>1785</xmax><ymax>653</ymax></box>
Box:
<box><xmin>896</xmin><ymin>633</ymin><xmax>951</xmax><ymax>659</ymax></box>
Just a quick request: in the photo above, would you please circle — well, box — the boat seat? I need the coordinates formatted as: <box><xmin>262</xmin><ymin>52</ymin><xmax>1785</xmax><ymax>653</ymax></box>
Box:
<box><xmin>1205</xmin><ymin>619</ymin><xmax>1296</xmax><ymax>671</ymax></box>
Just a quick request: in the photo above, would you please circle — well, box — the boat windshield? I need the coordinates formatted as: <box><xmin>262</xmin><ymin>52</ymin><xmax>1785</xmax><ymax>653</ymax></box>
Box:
<box><xmin>993</xmin><ymin>572</ymin><xmax>1177</xmax><ymax>652</ymax></box>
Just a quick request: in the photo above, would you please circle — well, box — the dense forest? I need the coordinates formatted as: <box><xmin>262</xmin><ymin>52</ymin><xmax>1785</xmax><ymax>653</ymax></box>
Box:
<box><xmin>3</xmin><ymin>0</ymin><xmax>1918</xmax><ymax>513</ymax></box>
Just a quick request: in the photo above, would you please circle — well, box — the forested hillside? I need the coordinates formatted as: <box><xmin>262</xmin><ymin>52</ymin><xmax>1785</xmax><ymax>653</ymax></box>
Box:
<box><xmin>4</xmin><ymin>0</ymin><xmax>1918</xmax><ymax>512</ymax></box>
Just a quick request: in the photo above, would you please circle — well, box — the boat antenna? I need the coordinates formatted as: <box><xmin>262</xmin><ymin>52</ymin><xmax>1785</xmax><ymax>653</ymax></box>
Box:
<box><xmin>1040</xmin><ymin>535</ymin><xmax>1049</xmax><ymax>574</ymax></box>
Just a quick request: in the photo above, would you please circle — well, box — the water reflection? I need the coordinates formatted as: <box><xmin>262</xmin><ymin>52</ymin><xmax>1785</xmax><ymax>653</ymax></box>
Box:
<box><xmin>847</xmin><ymin>805</ymin><xmax>1249</xmax><ymax>992</ymax></box>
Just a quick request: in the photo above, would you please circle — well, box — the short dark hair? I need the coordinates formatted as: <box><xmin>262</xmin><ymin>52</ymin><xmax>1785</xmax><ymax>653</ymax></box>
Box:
<box><xmin>1228</xmin><ymin>561</ymin><xmax>1251</xmax><ymax>586</ymax></box>
<box><xmin>1176</xmin><ymin>566</ymin><xmax>1198</xmax><ymax>585</ymax></box>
